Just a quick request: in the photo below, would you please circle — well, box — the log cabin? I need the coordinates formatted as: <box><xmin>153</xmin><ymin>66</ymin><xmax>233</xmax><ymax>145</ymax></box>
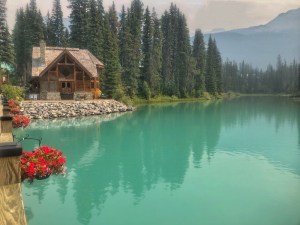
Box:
<box><xmin>30</xmin><ymin>41</ymin><xmax>104</xmax><ymax>100</ymax></box>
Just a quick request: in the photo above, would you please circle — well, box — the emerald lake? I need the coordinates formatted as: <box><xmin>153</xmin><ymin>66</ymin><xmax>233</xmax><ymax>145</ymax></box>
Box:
<box><xmin>16</xmin><ymin>97</ymin><xmax>300</xmax><ymax>225</ymax></box>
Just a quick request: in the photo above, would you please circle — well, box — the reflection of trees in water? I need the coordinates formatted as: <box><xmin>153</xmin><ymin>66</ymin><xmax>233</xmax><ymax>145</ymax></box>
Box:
<box><xmin>220</xmin><ymin>97</ymin><xmax>299</xmax><ymax>130</ymax></box>
<box><xmin>24</xmin><ymin>97</ymin><xmax>299</xmax><ymax>224</ymax></box>
<box><xmin>294</xmin><ymin>101</ymin><xmax>300</xmax><ymax>149</ymax></box>
<box><xmin>24</xmin><ymin>207</ymin><xmax>33</xmax><ymax>222</ymax></box>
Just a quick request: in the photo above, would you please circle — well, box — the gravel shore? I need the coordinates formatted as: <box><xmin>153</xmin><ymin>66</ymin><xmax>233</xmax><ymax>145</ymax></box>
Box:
<box><xmin>20</xmin><ymin>100</ymin><xmax>135</xmax><ymax>119</ymax></box>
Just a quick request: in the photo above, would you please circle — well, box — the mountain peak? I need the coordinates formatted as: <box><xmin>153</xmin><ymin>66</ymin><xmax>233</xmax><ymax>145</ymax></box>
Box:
<box><xmin>265</xmin><ymin>7</ymin><xmax>300</xmax><ymax>32</ymax></box>
<box><xmin>204</xmin><ymin>7</ymin><xmax>300</xmax><ymax>69</ymax></box>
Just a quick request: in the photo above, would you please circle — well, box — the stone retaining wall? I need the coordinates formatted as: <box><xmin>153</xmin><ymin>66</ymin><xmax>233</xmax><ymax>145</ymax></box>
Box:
<box><xmin>74</xmin><ymin>92</ymin><xmax>93</xmax><ymax>101</ymax></box>
<box><xmin>40</xmin><ymin>91</ymin><xmax>61</xmax><ymax>100</ymax></box>
<box><xmin>20</xmin><ymin>100</ymin><xmax>135</xmax><ymax>119</ymax></box>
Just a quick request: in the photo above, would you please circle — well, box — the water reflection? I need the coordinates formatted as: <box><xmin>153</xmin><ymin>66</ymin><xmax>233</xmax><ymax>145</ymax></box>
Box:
<box><xmin>20</xmin><ymin>97</ymin><xmax>300</xmax><ymax>225</ymax></box>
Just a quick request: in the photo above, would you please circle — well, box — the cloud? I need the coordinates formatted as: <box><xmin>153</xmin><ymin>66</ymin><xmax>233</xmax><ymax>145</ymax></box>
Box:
<box><xmin>188</xmin><ymin>1</ymin><xmax>300</xmax><ymax>32</ymax></box>
<box><xmin>6</xmin><ymin>0</ymin><xmax>300</xmax><ymax>33</ymax></box>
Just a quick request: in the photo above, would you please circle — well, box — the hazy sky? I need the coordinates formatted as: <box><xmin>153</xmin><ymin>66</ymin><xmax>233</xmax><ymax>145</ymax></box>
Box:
<box><xmin>6</xmin><ymin>0</ymin><xmax>300</xmax><ymax>33</ymax></box>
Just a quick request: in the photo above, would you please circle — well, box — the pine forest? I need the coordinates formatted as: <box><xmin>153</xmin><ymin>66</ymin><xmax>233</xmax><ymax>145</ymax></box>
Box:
<box><xmin>0</xmin><ymin>0</ymin><xmax>299</xmax><ymax>101</ymax></box>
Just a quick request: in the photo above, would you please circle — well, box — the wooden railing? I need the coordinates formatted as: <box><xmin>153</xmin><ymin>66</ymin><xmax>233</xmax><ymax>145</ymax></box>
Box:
<box><xmin>0</xmin><ymin>99</ymin><xmax>27</xmax><ymax>225</ymax></box>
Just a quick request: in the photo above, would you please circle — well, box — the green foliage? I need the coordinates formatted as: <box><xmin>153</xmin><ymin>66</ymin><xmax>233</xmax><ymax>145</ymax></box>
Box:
<box><xmin>141</xmin><ymin>7</ymin><xmax>153</xmax><ymax>90</ymax></box>
<box><xmin>123</xmin><ymin>0</ymin><xmax>143</xmax><ymax>97</ymax></box>
<box><xmin>86</xmin><ymin>0</ymin><xmax>104</xmax><ymax>60</ymax></box>
<box><xmin>150</xmin><ymin>9</ymin><xmax>162</xmax><ymax>96</ymax></box>
<box><xmin>12</xmin><ymin>0</ymin><xmax>297</xmax><ymax>103</ymax></box>
<box><xmin>68</xmin><ymin>0</ymin><xmax>89</xmax><ymax>48</ymax></box>
<box><xmin>13</xmin><ymin>0</ymin><xmax>45</xmax><ymax>84</ymax></box>
<box><xmin>0</xmin><ymin>84</ymin><xmax>25</xmax><ymax>100</ymax></box>
<box><xmin>201</xmin><ymin>92</ymin><xmax>212</xmax><ymax>100</ymax></box>
<box><xmin>113</xmin><ymin>84</ymin><xmax>133</xmax><ymax>105</ymax></box>
<box><xmin>47</xmin><ymin>0</ymin><xmax>65</xmax><ymax>46</ymax></box>
<box><xmin>0</xmin><ymin>0</ymin><xmax>14</xmax><ymax>66</ymax></box>
<box><xmin>192</xmin><ymin>29</ymin><xmax>206</xmax><ymax>94</ymax></box>
<box><xmin>205</xmin><ymin>36</ymin><xmax>222</xmax><ymax>94</ymax></box>
<box><xmin>141</xmin><ymin>81</ymin><xmax>151</xmax><ymax>100</ymax></box>
<box><xmin>103</xmin><ymin>10</ymin><xmax>121</xmax><ymax>99</ymax></box>
<box><xmin>222</xmin><ymin>58</ymin><xmax>299</xmax><ymax>94</ymax></box>
<box><xmin>161</xmin><ymin>4</ymin><xmax>192</xmax><ymax>97</ymax></box>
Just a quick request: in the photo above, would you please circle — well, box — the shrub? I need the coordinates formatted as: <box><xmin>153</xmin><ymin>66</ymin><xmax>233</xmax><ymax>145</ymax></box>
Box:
<box><xmin>0</xmin><ymin>84</ymin><xmax>25</xmax><ymax>100</ymax></box>
<box><xmin>141</xmin><ymin>81</ymin><xmax>151</xmax><ymax>100</ymax></box>
<box><xmin>201</xmin><ymin>92</ymin><xmax>212</xmax><ymax>100</ymax></box>
<box><xmin>93</xmin><ymin>88</ymin><xmax>101</xmax><ymax>99</ymax></box>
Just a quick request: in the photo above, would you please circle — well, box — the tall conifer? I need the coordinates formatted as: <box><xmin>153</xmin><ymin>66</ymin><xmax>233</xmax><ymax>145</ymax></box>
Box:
<box><xmin>49</xmin><ymin>0</ymin><xmax>65</xmax><ymax>46</ymax></box>
<box><xmin>68</xmin><ymin>0</ymin><xmax>89</xmax><ymax>48</ymax></box>
<box><xmin>150</xmin><ymin>9</ymin><xmax>162</xmax><ymax>96</ymax></box>
<box><xmin>87</xmin><ymin>0</ymin><xmax>102</xmax><ymax>59</ymax></box>
<box><xmin>0</xmin><ymin>0</ymin><xmax>14</xmax><ymax>66</ymax></box>
<box><xmin>103</xmin><ymin>13</ymin><xmax>121</xmax><ymax>98</ymax></box>
<box><xmin>205</xmin><ymin>36</ymin><xmax>217</xmax><ymax>94</ymax></box>
<box><xmin>192</xmin><ymin>29</ymin><xmax>206</xmax><ymax>95</ymax></box>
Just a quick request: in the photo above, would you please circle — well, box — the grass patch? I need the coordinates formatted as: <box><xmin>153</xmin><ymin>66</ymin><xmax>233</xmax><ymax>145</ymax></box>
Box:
<box><xmin>132</xmin><ymin>92</ymin><xmax>239</xmax><ymax>105</ymax></box>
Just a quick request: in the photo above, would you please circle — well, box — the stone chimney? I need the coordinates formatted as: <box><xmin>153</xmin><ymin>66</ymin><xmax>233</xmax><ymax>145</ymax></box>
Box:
<box><xmin>40</xmin><ymin>40</ymin><xmax>46</xmax><ymax>66</ymax></box>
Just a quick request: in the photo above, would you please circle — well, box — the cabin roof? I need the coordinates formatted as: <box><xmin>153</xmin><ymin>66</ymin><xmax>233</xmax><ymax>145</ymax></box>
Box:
<box><xmin>32</xmin><ymin>47</ymin><xmax>104</xmax><ymax>78</ymax></box>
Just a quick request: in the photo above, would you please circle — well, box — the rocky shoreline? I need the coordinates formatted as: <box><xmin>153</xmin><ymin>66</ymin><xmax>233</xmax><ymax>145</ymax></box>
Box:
<box><xmin>20</xmin><ymin>100</ymin><xmax>135</xmax><ymax>119</ymax></box>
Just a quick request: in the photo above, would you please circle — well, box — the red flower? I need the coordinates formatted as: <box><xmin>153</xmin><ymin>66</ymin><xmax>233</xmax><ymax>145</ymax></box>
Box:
<box><xmin>12</xmin><ymin>115</ymin><xmax>31</xmax><ymax>128</ymax></box>
<box><xmin>20</xmin><ymin>146</ymin><xmax>67</xmax><ymax>183</ymax></box>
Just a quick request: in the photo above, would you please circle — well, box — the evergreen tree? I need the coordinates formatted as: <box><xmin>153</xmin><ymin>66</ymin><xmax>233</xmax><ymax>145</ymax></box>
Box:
<box><xmin>26</xmin><ymin>0</ymin><xmax>45</xmax><ymax>46</ymax></box>
<box><xmin>118</xmin><ymin>5</ymin><xmax>134</xmax><ymax>97</ymax></box>
<box><xmin>68</xmin><ymin>0</ymin><xmax>89</xmax><ymax>48</ymax></box>
<box><xmin>61</xmin><ymin>28</ymin><xmax>70</xmax><ymax>47</ymax></box>
<box><xmin>103</xmin><ymin>14</ymin><xmax>121</xmax><ymax>98</ymax></box>
<box><xmin>213</xmin><ymin>39</ymin><xmax>222</xmax><ymax>93</ymax></box>
<box><xmin>161</xmin><ymin>4</ymin><xmax>191</xmax><ymax>97</ymax></box>
<box><xmin>45</xmin><ymin>11</ymin><xmax>54</xmax><ymax>44</ymax></box>
<box><xmin>1</xmin><ymin>24</ymin><xmax>14</xmax><ymax>66</ymax></box>
<box><xmin>118</xmin><ymin>5</ymin><xmax>129</xmax><ymax>68</ymax></box>
<box><xmin>192</xmin><ymin>29</ymin><xmax>206</xmax><ymax>95</ymax></box>
<box><xmin>122</xmin><ymin>0</ymin><xmax>144</xmax><ymax>97</ymax></box>
<box><xmin>161</xmin><ymin>10</ymin><xmax>172</xmax><ymax>95</ymax></box>
<box><xmin>108</xmin><ymin>2</ymin><xmax>118</xmax><ymax>39</ymax></box>
<box><xmin>141</xmin><ymin>6</ymin><xmax>153</xmax><ymax>97</ymax></box>
<box><xmin>150</xmin><ymin>8</ymin><xmax>162</xmax><ymax>96</ymax></box>
<box><xmin>49</xmin><ymin>0</ymin><xmax>65</xmax><ymax>46</ymax></box>
<box><xmin>298</xmin><ymin>63</ymin><xmax>300</xmax><ymax>92</ymax></box>
<box><xmin>96</xmin><ymin>0</ymin><xmax>105</xmax><ymax>59</ymax></box>
<box><xmin>13</xmin><ymin>1</ymin><xmax>45</xmax><ymax>83</ymax></box>
<box><xmin>13</xmin><ymin>9</ymin><xmax>28</xmax><ymax>82</ymax></box>
<box><xmin>176</xmin><ymin>13</ymin><xmax>191</xmax><ymax>97</ymax></box>
<box><xmin>205</xmin><ymin>36</ymin><xmax>217</xmax><ymax>94</ymax></box>
<box><xmin>0</xmin><ymin>0</ymin><xmax>14</xmax><ymax>66</ymax></box>
<box><xmin>87</xmin><ymin>0</ymin><xmax>102</xmax><ymax>59</ymax></box>
<box><xmin>275</xmin><ymin>55</ymin><xmax>284</xmax><ymax>92</ymax></box>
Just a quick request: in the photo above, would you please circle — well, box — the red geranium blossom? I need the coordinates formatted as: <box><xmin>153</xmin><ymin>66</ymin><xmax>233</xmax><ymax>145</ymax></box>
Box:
<box><xmin>12</xmin><ymin>115</ymin><xmax>31</xmax><ymax>128</ymax></box>
<box><xmin>20</xmin><ymin>146</ymin><xmax>67</xmax><ymax>183</ymax></box>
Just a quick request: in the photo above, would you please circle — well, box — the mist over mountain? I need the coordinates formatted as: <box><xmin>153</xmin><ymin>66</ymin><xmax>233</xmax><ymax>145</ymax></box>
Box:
<box><xmin>204</xmin><ymin>8</ymin><xmax>300</xmax><ymax>69</ymax></box>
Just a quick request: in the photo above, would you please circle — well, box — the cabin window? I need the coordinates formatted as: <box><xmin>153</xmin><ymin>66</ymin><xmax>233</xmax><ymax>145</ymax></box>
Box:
<box><xmin>67</xmin><ymin>82</ymin><xmax>71</xmax><ymax>88</ymax></box>
<box><xmin>91</xmin><ymin>82</ymin><xmax>95</xmax><ymax>88</ymax></box>
<box><xmin>61</xmin><ymin>67</ymin><xmax>71</xmax><ymax>76</ymax></box>
<box><xmin>62</xmin><ymin>83</ymin><xmax>66</xmax><ymax>88</ymax></box>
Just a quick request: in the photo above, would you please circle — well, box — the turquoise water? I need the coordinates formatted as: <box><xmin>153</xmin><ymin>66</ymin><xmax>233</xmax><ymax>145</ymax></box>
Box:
<box><xmin>16</xmin><ymin>97</ymin><xmax>300</xmax><ymax>225</ymax></box>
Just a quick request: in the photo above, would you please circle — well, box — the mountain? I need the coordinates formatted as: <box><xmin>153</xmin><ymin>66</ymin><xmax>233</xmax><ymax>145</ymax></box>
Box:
<box><xmin>204</xmin><ymin>8</ymin><xmax>300</xmax><ymax>69</ymax></box>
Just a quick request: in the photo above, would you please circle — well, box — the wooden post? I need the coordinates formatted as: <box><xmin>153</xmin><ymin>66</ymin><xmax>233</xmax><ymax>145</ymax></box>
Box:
<box><xmin>0</xmin><ymin>142</ymin><xmax>27</xmax><ymax>225</ymax></box>
<box><xmin>74</xmin><ymin>65</ymin><xmax>76</xmax><ymax>92</ymax></box>
<box><xmin>47</xmin><ymin>72</ymin><xmax>50</xmax><ymax>92</ymax></box>
<box><xmin>83</xmin><ymin>71</ymin><xmax>85</xmax><ymax>91</ymax></box>
<box><xmin>0</xmin><ymin>116</ymin><xmax>12</xmax><ymax>133</ymax></box>
<box><xmin>56</xmin><ymin>65</ymin><xmax>59</xmax><ymax>92</ymax></box>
